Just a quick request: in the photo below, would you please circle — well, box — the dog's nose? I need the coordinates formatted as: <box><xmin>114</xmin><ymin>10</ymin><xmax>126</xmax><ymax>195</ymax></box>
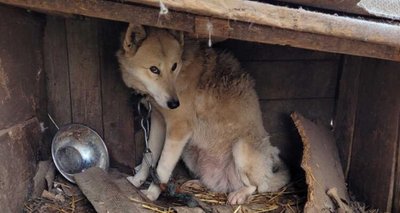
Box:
<box><xmin>167</xmin><ymin>99</ymin><xmax>180</xmax><ymax>109</ymax></box>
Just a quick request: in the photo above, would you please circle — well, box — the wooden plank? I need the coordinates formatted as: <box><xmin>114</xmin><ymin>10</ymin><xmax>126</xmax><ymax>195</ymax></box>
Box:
<box><xmin>1</xmin><ymin>1</ymin><xmax>400</xmax><ymax>61</ymax></box>
<box><xmin>194</xmin><ymin>17</ymin><xmax>400</xmax><ymax>62</ymax></box>
<box><xmin>0</xmin><ymin>0</ymin><xmax>194</xmax><ymax>32</ymax></box>
<box><xmin>0</xmin><ymin>5</ymin><xmax>43</xmax><ymax>129</ymax></box>
<box><xmin>44</xmin><ymin>16</ymin><xmax>72</xmax><ymax>131</ymax></box>
<box><xmin>291</xmin><ymin>112</ymin><xmax>349</xmax><ymax>212</ymax></box>
<box><xmin>215</xmin><ymin>40</ymin><xmax>339</xmax><ymax>61</ymax></box>
<box><xmin>0</xmin><ymin>117</ymin><xmax>41</xmax><ymax>213</ymax></box>
<box><xmin>333</xmin><ymin>56</ymin><xmax>362</xmax><ymax>178</ymax></box>
<box><xmin>277</xmin><ymin>0</ymin><xmax>369</xmax><ymax>16</ymax></box>
<box><xmin>74</xmin><ymin>167</ymin><xmax>150</xmax><ymax>213</ymax></box>
<box><xmin>348</xmin><ymin>59</ymin><xmax>400</xmax><ymax>211</ymax></box>
<box><xmin>242</xmin><ymin>61</ymin><xmax>338</xmax><ymax>99</ymax></box>
<box><xmin>128</xmin><ymin>0</ymin><xmax>400</xmax><ymax>48</ymax></box>
<box><xmin>66</xmin><ymin>18</ymin><xmax>103</xmax><ymax>135</ymax></box>
<box><xmin>99</xmin><ymin>21</ymin><xmax>136</xmax><ymax>172</ymax></box>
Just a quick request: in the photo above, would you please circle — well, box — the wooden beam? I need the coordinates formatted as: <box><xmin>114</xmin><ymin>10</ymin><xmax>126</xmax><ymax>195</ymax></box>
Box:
<box><xmin>194</xmin><ymin>17</ymin><xmax>400</xmax><ymax>62</ymax></box>
<box><xmin>1</xmin><ymin>0</ymin><xmax>400</xmax><ymax>61</ymax></box>
<box><xmin>0</xmin><ymin>0</ymin><xmax>194</xmax><ymax>32</ymax></box>
<box><xmin>277</xmin><ymin>0</ymin><xmax>369</xmax><ymax>16</ymax></box>
<box><xmin>127</xmin><ymin>0</ymin><xmax>400</xmax><ymax>48</ymax></box>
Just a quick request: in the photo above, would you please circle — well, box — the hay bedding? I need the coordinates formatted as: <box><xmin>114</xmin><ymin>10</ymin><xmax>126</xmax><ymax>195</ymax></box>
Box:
<box><xmin>129</xmin><ymin>177</ymin><xmax>306</xmax><ymax>213</ymax></box>
<box><xmin>24</xmin><ymin>175</ymin><xmax>96</xmax><ymax>213</ymax></box>
<box><xmin>24</xmin><ymin>172</ymin><xmax>305</xmax><ymax>213</ymax></box>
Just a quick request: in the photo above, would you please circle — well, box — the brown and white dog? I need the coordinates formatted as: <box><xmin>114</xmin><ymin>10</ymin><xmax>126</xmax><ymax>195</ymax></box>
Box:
<box><xmin>117</xmin><ymin>24</ymin><xmax>290</xmax><ymax>205</ymax></box>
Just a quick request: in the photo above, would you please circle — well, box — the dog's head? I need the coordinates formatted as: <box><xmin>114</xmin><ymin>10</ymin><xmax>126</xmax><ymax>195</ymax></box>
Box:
<box><xmin>117</xmin><ymin>24</ymin><xmax>184</xmax><ymax>109</ymax></box>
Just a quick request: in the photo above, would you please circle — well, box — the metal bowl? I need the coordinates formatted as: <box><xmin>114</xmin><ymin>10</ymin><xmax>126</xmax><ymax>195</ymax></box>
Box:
<box><xmin>51</xmin><ymin>124</ymin><xmax>109</xmax><ymax>183</ymax></box>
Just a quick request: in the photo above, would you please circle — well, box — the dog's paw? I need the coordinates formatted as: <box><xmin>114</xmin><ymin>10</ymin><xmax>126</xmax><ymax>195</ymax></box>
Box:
<box><xmin>141</xmin><ymin>183</ymin><xmax>161</xmax><ymax>201</ymax></box>
<box><xmin>127</xmin><ymin>175</ymin><xmax>146</xmax><ymax>188</ymax></box>
<box><xmin>228</xmin><ymin>191</ymin><xmax>248</xmax><ymax>205</ymax></box>
<box><xmin>227</xmin><ymin>186</ymin><xmax>256</xmax><ymax>205</ymax></box>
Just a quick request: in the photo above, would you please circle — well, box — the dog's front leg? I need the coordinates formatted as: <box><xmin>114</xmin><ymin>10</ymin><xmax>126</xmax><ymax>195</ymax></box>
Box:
<box><xmin>142</xmin><ymin>121</ymin><xmax>192</xmax><ymax>201</ymax></box>
<box><xmin>127</xmin><ymin>109</ymin><xmax>165</xmax><ymax>187</ymax></box>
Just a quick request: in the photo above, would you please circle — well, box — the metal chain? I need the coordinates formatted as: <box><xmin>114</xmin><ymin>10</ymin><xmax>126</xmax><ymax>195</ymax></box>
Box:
<box><xmin>137</xmin><ymin>99</ymin><xmax>162</xmax><ymax>186</ymax></box>
<box><xmin>138</xmin><ymin>100</ymin><xmax>153</xmax><ymax>168</ymax></box>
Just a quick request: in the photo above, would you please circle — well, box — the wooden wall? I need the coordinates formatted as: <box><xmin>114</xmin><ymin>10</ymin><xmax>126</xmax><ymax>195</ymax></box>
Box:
<box><xmin>0</xmin><ymin>5</ymin><xmax>44</xmax><ymax>212</ymax></box>
<box><xmin>44</xmin><ymin>17</ymin><xmax>137</xmax><ymax>172</ymax></box>
<box><xmin>335</xmin><ymin>57</ymin><xmax>400</xmax><ymax>212</ymax></box>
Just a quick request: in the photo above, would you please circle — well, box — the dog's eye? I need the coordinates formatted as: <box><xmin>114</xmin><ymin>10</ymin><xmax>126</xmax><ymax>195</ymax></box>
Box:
<box><xmin>171</xmin><ymin>63</ymin><xmax>177</xmax><ymax>72</ymax></box>
<box><xmin>149</xmin><ymin>66</ymin><xmax>160</xmax><ymax>74</ymax></box>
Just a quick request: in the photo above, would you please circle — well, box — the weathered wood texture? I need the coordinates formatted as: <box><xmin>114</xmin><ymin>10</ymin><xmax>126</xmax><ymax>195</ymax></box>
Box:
<box><xmin>127</xmin><ymin>0</ymin><xmax>400</xmax><ymax>47</ymax></box>
<box><xmin>276</xmin><ymin>0</ymin><xmax>369</xmax><ymax>16</ymax></box>
<box><xmin>292</xmin><ymin>112</ymin><xmax>349</xmax><ymax>212</ymax></box>
<box><xmin>242</xmin><ymin>61</ymin><xmax>338</xmax><ymax>99</ymax></box>
<box><xmin>0</xmin><ymin>6</ymin><xmax>44</xmax><ymax>129</ymax></box>
<box><xmin>347</xmin><ymin>59</ymin><xmax>400</xmax><ymax>211</ymax></box>
<box><xmin>194</xmin><ymin>17</ymin><xmax>400</xmax><ymax>62</ymax></box>
<box><xmin>1</xmin><ymin>0</ymin><xmax>400</xmax><ymax>61</ymax></box>
<box><xmin>0</xmin><ymin>118</ymin><xmax>42</xmax><ymax>213</ymax></box>
<box><xmin>66</xmin><ymin>18</ymin><xmax>103</xmax><ymax>135</ymax></box>
<box><xmin>45</xmin><ymin>17</ymin><xmax>137</xmax><ymax>170</ymax></box>
<box><xmin>99</xmin><ymin>21</ymin><xmax>136</xmax><ymax>172</ymax></box>
<box><xmin>219</xmin><ymin>40</ymin><xmax>339</xmax><ymax>61</ymax></box>
<box><xmin>334</xmin><ymin>56</ymin><xmax>362</xmax><ymax>178</ymax></box>
<box><xmin>0</xmin><ymin>6</ymin><xmax>45</xmax><ymax>212</ymax></box>
<box><xmin>75</xmin><ymin>167</ymin><xmax>148</xmax><ymax>213</ymax></box>
<box><xmin>44</xmin><ymin>16</ymin><xmax>71</xmax><ymax>132</ymax></box>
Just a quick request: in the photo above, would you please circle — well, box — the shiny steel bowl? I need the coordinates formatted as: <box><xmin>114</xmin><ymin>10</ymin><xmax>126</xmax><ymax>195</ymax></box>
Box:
<box><xmin>51</xmin><ymin>124</ymin><xmax>109</xmax><ymax>183</ymax></box>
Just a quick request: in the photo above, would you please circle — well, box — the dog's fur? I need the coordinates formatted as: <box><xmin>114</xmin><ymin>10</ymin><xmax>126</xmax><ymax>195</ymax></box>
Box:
<box><xmin>117</xmin><ymin>25</ymin><xmax>290</xmax><ymax>204</ymax></box>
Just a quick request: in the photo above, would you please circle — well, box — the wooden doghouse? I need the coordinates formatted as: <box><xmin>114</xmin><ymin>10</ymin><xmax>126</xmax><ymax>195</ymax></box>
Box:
<box><xmin>0</xmin><ymin>0</ymin><xmax>399</xmax><ymax>212</ymax></box>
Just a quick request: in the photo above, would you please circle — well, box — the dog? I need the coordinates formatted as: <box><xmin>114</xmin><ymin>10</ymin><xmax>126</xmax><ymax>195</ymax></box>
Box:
<box><xmin>117</xmin><ymin>24</ymin><xmax>290</xmax><ymax>205</ymax></box>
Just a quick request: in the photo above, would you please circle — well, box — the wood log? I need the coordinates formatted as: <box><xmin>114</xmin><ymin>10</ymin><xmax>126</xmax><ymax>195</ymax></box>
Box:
<box><xmin>127</xmin><ymin>0</ymin><xmax>400</xmax><ymax>48</ymax></box>
<box><xmin>1</xmin><ymin>0</ymin><xmax>400</xmax><ymax>61</ymax></box>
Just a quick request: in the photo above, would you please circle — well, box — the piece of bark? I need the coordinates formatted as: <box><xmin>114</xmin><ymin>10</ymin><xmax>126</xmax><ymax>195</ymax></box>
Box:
<box><xmin>291</xmin><ymin>112</ymin><xmax>349</xmax><ymax>213</ymax></box>
<box><xmin>32</xmin><ymin>161</ymin><xmax>52</xmax><ymax>197</ymax></box>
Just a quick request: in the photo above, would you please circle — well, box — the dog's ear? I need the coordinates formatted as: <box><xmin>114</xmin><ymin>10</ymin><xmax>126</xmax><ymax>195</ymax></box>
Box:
<box><xmin>123</xmin><ymin>24</ymin><xmax>147</xmax><ymax>54</ymax></box>
<box><xmin>168</xmin><ymin>30</ymin><xmax>184</xmax><ymax>47</ymax></box>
